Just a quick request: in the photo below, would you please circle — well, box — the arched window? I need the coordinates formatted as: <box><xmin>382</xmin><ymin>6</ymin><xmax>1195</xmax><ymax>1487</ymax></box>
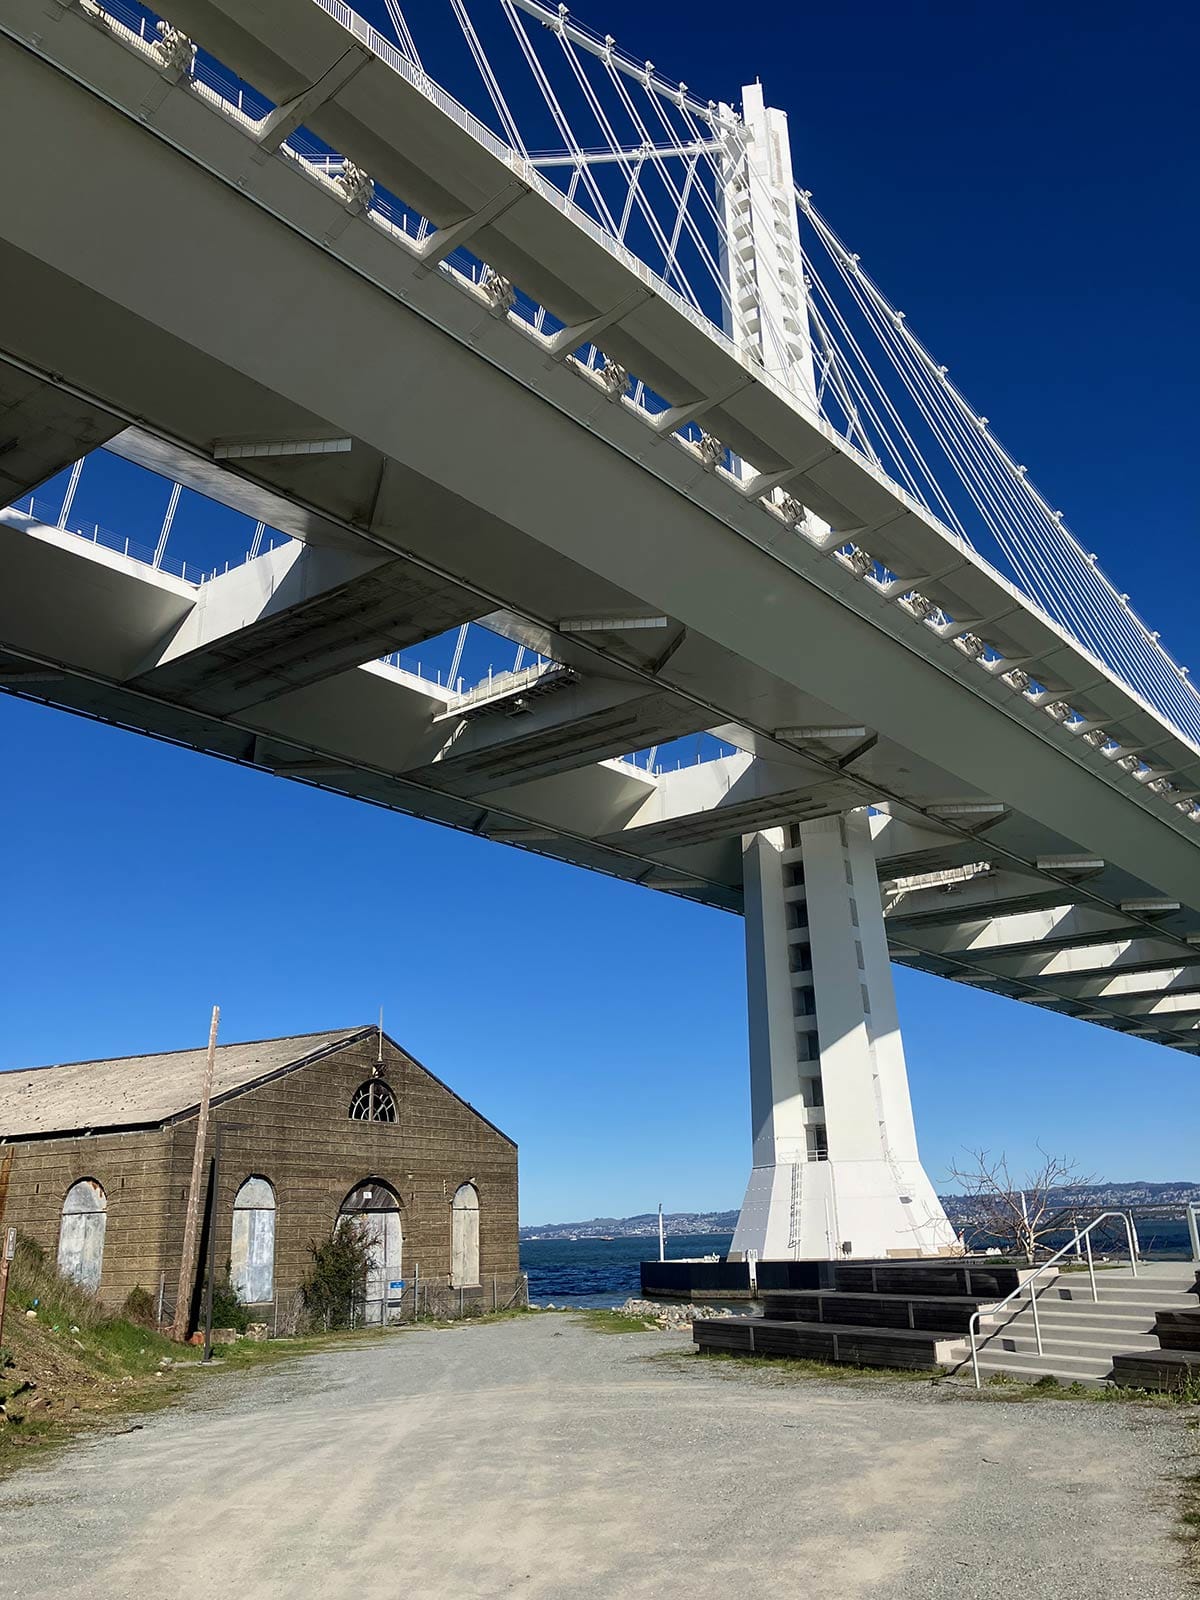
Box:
<box><xmin>348</xmin><ymin>1080</ymin><xmax>397</xmax><ymax>1123</ymax></box>
<box><xmin>339</xmin><ymin>1181</ymin><xmax>402</xmax><ymax>1324</ymax></box>
<box><xmin>450</xmin><ymin>1183</ymin><xmax>480</xmax><ymax>1288</ymax></box>
<box><xmin>230</xmin><ymin>1177</ymin><xmax>276</xmax><ymax>1305</ymax></box>
<box><xmin>58</xmin><ymin>1178</ymin><xmax>107</xmax><ymax>1292</ymax></box>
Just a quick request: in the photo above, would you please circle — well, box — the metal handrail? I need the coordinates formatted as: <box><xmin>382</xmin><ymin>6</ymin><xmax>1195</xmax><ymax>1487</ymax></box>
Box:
<box><xmin>967</xmin><ymin>1210</ymin><xmax>1140</xmax><ymax>1388</ymax></box>
<box><xmin>1188</xmin><ymin>1203</ymin><xmax>1200</xmax><ymax>1264</ymax></box>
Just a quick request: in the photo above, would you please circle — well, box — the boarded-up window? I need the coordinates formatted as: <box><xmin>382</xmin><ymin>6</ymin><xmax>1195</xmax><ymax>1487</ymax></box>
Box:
<box><xmin>58</xmin><ymin>1179</ymin><xmax>107</xmax><ymax>1292</ymax></box>
<box><xmin>451</xmin><ymin>1183</ymin><xmax>480</xmax><ymax>1288</ymax></box>
<box><xmin>230</xmin><ymin>1176</ymin><xmax>276</xmax><ymax>1305</ymax></box>
<box><xmin>339</xmin><ymin>1182</ymin><xmax>402</xmax><ymax>1324</ymax></box>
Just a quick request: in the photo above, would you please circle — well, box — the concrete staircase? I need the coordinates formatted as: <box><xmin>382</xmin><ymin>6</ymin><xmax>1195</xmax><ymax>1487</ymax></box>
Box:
<box><xmin>968</xmin><ymin>1264</ymin><xmax>1200</xmax><ymax>1386</ymax></box>
<box><xmin>691</xmin><ymin>1259</ymin><xmax>1200</xmax><ymax>1386</ymax></box>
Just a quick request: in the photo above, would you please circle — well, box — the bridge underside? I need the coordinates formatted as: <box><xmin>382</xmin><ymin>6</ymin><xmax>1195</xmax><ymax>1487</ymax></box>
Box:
<box><xmin>5</xmin><ymin>493</ymin><xmax>1200</xmax><ymax>1055</ymax></box>
<box><xmin>1</xmin><ymin>0</ymin><xmax>1199</xmax><ymax>1253</ymax></box>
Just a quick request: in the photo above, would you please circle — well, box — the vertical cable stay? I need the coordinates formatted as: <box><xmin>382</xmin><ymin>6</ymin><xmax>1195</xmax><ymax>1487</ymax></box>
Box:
<box><xmin>555</xmin><ymin>29</ymin><xmax>707</xmax><ymax>309</ymax></box>
<box><xmin>501</xmin><ymin>1</ymin><xmax>620</xmax><ymax>238</ymax></box>
<box><xmin>603</xmin><ymin>62</ymin><xmax>732</xmax><ymax>312</ymax></box>
<box><xmin>803</xmin><ymin>201</ymin><xmax>1199</xmax><ymax>727</ymax></box>
<box><xmin>449</xmin><ymin>0</ymin><xmax>529</xmax><ymax>157</ymax></box>
<box><xmin>381</xmin><ymin>0</ymin><xmax>424</xmax><ymax>73</ymax></box>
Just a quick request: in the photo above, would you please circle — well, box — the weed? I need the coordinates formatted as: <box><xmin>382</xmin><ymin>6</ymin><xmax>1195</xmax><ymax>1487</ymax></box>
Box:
<box><xmin>121</xmin><ymin>1286</ymin><xmax>158</xmax><ymax>1328</ymax></box>
<box><xmin>576</xmin><ymin>1309</ymin><xmax>658</xmax><ymax>1334</ymax></box>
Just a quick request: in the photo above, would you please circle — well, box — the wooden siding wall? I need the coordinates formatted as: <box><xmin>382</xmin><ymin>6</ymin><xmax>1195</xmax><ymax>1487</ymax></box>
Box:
<box><xmin>1</xmin><ymin>1036</ymin><xmax>519</xmax><ymax>1312</ymax></box>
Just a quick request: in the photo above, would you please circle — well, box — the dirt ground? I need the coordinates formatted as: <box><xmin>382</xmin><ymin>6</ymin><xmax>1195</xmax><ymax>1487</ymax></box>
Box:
<box><xmin>0</xmin><ymin>1314</ymin><xmax>1194</xmax><ymax>1600</ymax></box>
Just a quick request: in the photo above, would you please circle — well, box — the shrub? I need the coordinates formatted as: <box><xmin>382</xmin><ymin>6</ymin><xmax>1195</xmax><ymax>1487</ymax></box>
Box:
<box><xmin>121</xmin><ymin>1285</ymin><xmax>159</xmax><ymax>1327</ymax></box>
<box><xmin>300</xmin><ymin>1220</ymin><xmax>375</xmax><ymax>1330</ymax></box>
<box><xmin>203</xmin><ymin>1275</ymin><xmax>251</xmax><ymax>1334</ymax></box>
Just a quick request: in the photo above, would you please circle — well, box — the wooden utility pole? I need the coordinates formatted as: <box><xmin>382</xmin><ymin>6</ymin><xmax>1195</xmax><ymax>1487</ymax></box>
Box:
<box><xmin>171</xmin><ymin>1006</ymin><xmax>219</xmax><ymax>1342</ymax></box>
<box><xmin>0</xmin><ymin>1146</ymin><xmax>13</xmax><ymax>1347</ymax></box>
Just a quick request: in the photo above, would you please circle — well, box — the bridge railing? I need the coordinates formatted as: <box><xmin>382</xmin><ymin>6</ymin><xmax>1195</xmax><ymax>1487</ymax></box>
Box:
<box><xmin>40</xmin><ymin>0</ymin><xmax>1200</xmax><ymax>776</ymax></box>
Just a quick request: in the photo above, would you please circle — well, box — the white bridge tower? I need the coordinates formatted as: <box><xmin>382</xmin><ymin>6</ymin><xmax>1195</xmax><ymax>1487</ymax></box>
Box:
<box><xmin>722</xmin><ymin>89</ymin><xmax>958</xmax><ymax>1260</ymax></box>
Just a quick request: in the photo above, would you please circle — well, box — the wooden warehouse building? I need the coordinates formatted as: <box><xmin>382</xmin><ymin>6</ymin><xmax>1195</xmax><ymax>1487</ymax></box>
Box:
<box><xmin>0</xmin><ymin>1025</ymin><xmax>521</xmax><ymax>1326</ymax></box>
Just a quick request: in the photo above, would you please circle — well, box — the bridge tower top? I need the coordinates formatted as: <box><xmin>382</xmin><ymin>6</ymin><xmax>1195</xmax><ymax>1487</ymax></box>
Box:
<box><xmin>718</xmin><ymin>85</ymin><xmax>818</xmax><ymax>413</ymax></box>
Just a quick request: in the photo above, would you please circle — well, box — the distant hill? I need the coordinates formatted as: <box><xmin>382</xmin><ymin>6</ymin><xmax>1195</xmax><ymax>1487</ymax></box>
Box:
<box><xmin>520</xmin><ymin>1209</ymin><xmax>739</xmax><ymax>1241</ymax></box>
<box><xmin>519</xmin><ymin>1181</ymin><xmax>1200</xmax><ymax>1241</ymax></box>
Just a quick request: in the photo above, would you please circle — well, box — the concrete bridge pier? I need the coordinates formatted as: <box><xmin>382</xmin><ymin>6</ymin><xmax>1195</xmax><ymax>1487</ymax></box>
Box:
<box><xmin>730</xmin><ymin>814</ymin><xmax>959</xmax><ymax>1261</ymax></box>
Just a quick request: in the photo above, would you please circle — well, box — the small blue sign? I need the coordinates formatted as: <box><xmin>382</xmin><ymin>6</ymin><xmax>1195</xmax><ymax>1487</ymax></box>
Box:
<box><xmin>388</xmin><ymin>1280</ymin><xmax>406</xmax><ymax>1292</ymax></box>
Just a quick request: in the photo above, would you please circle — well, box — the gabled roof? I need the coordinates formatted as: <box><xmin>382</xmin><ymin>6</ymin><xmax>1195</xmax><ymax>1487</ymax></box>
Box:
<box><xmin>0</xmin><ymin>1027</ymin><xmax>368</xmax><ymax>1139</ymax></box>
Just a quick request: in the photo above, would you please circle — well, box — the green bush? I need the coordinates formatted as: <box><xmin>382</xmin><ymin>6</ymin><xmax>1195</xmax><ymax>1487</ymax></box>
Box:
<box><xmin>204</xmin><ymin>1275</ymin><xmax>251</xmax><ymax>1334</ymax></box>
<box><xmin>121</xmin><ymin>1285</ymin><xmax>159</xmax><ymax>1328</ymax></box>
<box><xmin>300</xmin><ymin>1220</ymin><xmax>375</xmax><ymax>1330</ymax></box>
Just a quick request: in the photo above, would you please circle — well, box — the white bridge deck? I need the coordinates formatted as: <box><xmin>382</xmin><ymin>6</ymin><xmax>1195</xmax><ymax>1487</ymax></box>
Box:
<box><xmin>2</xmin><ymin>0</ymin><xmax>1200</xmax><ymax>1054</ymax></box>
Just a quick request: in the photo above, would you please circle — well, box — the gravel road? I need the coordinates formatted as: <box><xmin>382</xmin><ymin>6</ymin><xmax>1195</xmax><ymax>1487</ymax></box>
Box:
<box><xmin>1</xmin><ymin>1313</ymin><xmax>1193</xmax><ymax>1599</ymax></box>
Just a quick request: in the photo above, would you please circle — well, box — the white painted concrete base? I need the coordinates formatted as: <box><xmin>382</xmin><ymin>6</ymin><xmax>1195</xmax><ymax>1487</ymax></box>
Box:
<box><xmin>732</xmin><ymin>816</ymin><xmax>960</xmax><ymax>1262</ymax></box>
<box><xmin>730</xmin><ymin>1157</ymin><xmax>961</xmax><ymax>1260</ymax></box>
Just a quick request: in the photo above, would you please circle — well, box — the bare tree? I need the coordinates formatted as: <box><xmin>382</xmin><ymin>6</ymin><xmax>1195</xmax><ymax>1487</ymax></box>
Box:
<box><xmin>947</xmin><ymin>1146</ymin><xmax>1094</xmax><ymax>1263</ymax></box>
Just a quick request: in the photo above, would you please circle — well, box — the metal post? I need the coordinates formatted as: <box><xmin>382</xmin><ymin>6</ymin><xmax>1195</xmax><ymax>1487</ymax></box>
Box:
<box><xmin>658</xmin><ymin>1203</ymin><xmax>665</xmax><ymax>1262</ymax></box>
<box><xmin>1084</xmin><ymin>1227</ymin><xmax>1097</xmax><ymax>1303</ymax></box>
<box><xmin>1028</xmin><ymin>1276</ymin><xmax>1043</xmax><ymax>1355</ymax></box>
<box><xmin>0</xmin><ymin>1226</ymin><xmax>16</xmax><ymax>1353</ymax></box>
<box><xmin>156</xmin><ymin>1272</ymin><xmax>165</xmax><ymax>1328</ymax></box>
<box><xmin>1127</xmin><ymin>1210</ymin><xmax>1141</xmax><ymax>1269</ymax></box>
<box><xmin>492</xmin><ymin>1273</ymin><xmax>497</xmax><ymax>1311</ymax></box>
<box><xmin>171</xmin><ymin>1006</ymin><xmax>219</xmax><ymax>1342</ymax></box>
<box><xmin>57</xmin><ymin>458</ymin><xmax>85</xmax><ymax>530</ymax></box>
<box><xmin>154</xmin><ymin>481</ymin><xmax>182</xmax><ymax>568</ymax></box>
<box><xmin>1188</xmin><ymin>1204</ymin><xmax>1200</xmax><ymax>1265</ymax></box>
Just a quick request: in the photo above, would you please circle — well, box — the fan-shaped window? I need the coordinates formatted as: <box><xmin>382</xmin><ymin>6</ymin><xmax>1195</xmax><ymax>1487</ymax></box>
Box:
<box><xmin>451</xmin><ymin>1183</ymin><xmax>481</xmax><ymax>1289</ymax></box>
<box><xmin>58</xmin><ymin>1178</ymin><xmax>107</xmax><ymax>1291</ymax></box>
<box><xmin>230</xmin><ymin>1177</ymin><xmax>276</xmax><ymax>1305</ymax></box>
<box><xmin>349</xmin><ymin>1080</ymin><xmax>397</xmax><ymax>1123</ymax></box>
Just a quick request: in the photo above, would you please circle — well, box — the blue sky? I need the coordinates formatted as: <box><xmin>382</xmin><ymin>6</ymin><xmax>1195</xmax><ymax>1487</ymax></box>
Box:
<box><xmin>2</xmin><ymin>0</ymin><xmax>1198</xmax><ymax>1223</ymax></box>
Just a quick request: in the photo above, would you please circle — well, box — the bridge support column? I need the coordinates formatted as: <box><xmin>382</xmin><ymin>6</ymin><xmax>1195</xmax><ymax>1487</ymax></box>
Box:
<box><xmin>731</xmin><ymin>813</ymin><xmax>958</xmax><ymax>1261</ymax></box>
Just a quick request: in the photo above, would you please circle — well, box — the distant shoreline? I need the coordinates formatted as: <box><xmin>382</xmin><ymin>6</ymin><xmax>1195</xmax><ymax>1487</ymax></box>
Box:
<box><xmin>520</xmin><ymin>1185</ymin><xmax>1200</xmax><ymax>1242</ymax></box>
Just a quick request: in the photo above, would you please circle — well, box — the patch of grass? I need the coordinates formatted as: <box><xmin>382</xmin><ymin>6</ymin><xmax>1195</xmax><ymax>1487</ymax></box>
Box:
<box><xmin>656</xmin><ymin>1344</ymin><xmax>1200</xmax><ymax>1411</ymax></box>
<box><xmin>575</xmin><ymin>1309</ymin><xmax>658</xmax><ymax>1334</ymax></box>
<box><xmin>1</xmin><ymin>1241</ymin><xmax>203</xmax><ymax>1474</ymax></box>
<box><xmin>973</xmin><ymin>1372</ymin><xmax>1200</xmax><ymax>1408</ymax></box>
<box><xmin>209</xmin><ymin>1304</ymin><xmax>539</xmax><ymax>1364</ymax></box>
<box><xmin>674</xmin><ymin>1347</ymin><xmax>929</xmax><ymax>1383</ymax></box>
<box><xmin>382</xmin><ymin>1305</ymin><xmax>540</xmax><ymax>1333</ymax></box>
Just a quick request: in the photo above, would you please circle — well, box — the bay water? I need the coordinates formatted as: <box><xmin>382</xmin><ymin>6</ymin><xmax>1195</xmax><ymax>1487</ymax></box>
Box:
<box><xmin>519</xmin><ymin>1220</ymin><xmax>1195</xmax><ymax>1307</ymax></box>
